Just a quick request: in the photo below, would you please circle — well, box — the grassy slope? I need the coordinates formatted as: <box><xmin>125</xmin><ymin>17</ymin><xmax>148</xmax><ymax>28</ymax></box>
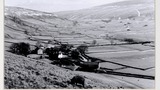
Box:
<box><xmin>55</xmin><ymin>0</ymin><xmax>154</xmax><ymax>20</ymax></box>
<box><xmin>5</xmin><ymin>51</ymin><xmax>144</xmax><ymax>89</ymax></box>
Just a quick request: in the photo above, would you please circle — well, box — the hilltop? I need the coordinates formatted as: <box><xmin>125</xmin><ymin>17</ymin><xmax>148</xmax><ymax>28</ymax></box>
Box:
<box><xmin>5</xmin><ymin>6</ymin><xmax>57</xmax><ymax>17</ymax></box>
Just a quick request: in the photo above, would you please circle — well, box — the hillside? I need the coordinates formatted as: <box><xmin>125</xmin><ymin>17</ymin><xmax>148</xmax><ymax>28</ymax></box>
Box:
<box><xmin>5</xmin><ymin>51</ymin><xmax>152</xmax><ymax>89</ymax></box>
<box><xmin>56</xmin><ymin>0</ymin><xmax>154</xmax><ymax>20</ymax></box>
<box><xmin>4</xmin><ymin>7</ymin><xmax>75</xmax><ymax>40</ymax></box>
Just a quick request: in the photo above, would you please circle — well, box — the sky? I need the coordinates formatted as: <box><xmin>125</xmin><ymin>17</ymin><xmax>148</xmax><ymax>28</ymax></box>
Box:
<box><xmin>5</xmin><ymin>0</ymin><xmax>126</xmax><ymax>12</ymax></box>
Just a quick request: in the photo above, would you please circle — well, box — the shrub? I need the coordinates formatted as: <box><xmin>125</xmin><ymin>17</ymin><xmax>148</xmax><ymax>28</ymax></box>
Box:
<box><xmin>10</xmin><ymin>42</ymin><xmax>31</xmax><ymax>56</ymax></box>
<box><xmin>92</xmin><ymin>40</ymin><xmax>97</xmax><ymax>46</ymax></box>
<box><xmin>110</xmin><ymin>39</ymin><xmax>114</xmax><ymax>45</ymax></box>
<box><xmin>24</xmin><ymin>30</ymin><xmax>29</xmax><ymax>35</ymax></box>
<box><xmin>30</xmin><ymin>47</ymin><xmax>39</xmax><ymax>54</ymax></box>
<box><xmin>144</xmin><ymin>25</ymin><xmax>148</xmax><ymax>27</ymax></box>
<box><xmin>123</xmin><ymin>38</ymin><xmax>137</xmax><ymax>44</ymax></box>
<box><xmin>127</xmin><ymin>22</ymin><xmax>131</xmax><ymax>24</ymax></box>
<box><xmin>71</xmin><ymin>75</ymin><xmax>85</xmax><ymax>87</ymax></box>
<box><xmin>101</xmin><ymin>19</ymin><xmax>111</xmax><ymax>23</ymax></box>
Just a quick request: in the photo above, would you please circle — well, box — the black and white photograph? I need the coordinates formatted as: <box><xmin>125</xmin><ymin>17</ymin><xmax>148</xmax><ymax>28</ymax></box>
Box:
<box><xmin>4</xmin><ymin>0</ymin><xmax>155</xmax><ymax>89</ymax></box>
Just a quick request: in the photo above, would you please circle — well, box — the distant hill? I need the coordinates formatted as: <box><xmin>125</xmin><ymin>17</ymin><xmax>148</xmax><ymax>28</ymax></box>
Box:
<box><xmin>4</xmin><ymin>2</ymin><xmax>155</xmax><ymax>46</ymax></box>
<box><xmin>55</xmin><ymin>0</ymin><xmax>154</xmax><ymax>20</ymax></box>
<box><xmin>5</xmin><ymin>6</ymin><xmax>57</xmax><ymax>18</ymax></box>
<box><xmin>4</xmin><ymin>7</ymin><xmax>75</xmax><ymax>40</ymax></box>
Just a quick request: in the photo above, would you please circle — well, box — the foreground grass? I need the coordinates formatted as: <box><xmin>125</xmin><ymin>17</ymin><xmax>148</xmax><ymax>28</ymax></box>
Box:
<box><xmin>5</xmin><ymin>51</ymin><xmax>125</xmax><ymax>89</ymax></box>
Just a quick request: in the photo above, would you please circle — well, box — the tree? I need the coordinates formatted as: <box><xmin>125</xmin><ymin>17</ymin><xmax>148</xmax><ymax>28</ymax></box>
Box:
<box><xmin>77</xmin><ymin>44</ymin><xmax>88</xmax><ymax>54</ymax></box>
<box><xmin>92</xmin><ymin>40</ymin><xmax>97</xmax><ymax>46</ymax></box>
<box><xmin>110</xmin><ymin>38</ymin><xmax>114</xmax><ymax>45</ymax></box>
<box><xmin>45</xmin><ymin>47</ymin><xmax>60</xmax><ymax>60</ymax></box>
<box><xmin>36</xmin><ymin>40</ymin><xmax>42</xmax><ymax>47</ymax></box>
<box><xmin>10</xmin><ymin>42</ymin><xmax>31</xmax><ymax>56</ymax></box>
<box><xmin>70</xmin><ymin>49</ymin><xmax>80</xmax><ymax>59</ymax></box>
<box><xmin>59</xmin><ymin>44</ymin><xmax>73</xmax><ymax>54</ymax></box>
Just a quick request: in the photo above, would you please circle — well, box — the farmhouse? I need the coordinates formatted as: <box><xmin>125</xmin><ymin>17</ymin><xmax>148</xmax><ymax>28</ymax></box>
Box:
<box><xmin>37</xmin><ymin>47</ymin><xmax>44</xmax><ymax>55</ymax></box>
<box><xmin>58</xmin><ymin>51</ymin><xmax>68</xmax><ymax>59</ymax></box>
